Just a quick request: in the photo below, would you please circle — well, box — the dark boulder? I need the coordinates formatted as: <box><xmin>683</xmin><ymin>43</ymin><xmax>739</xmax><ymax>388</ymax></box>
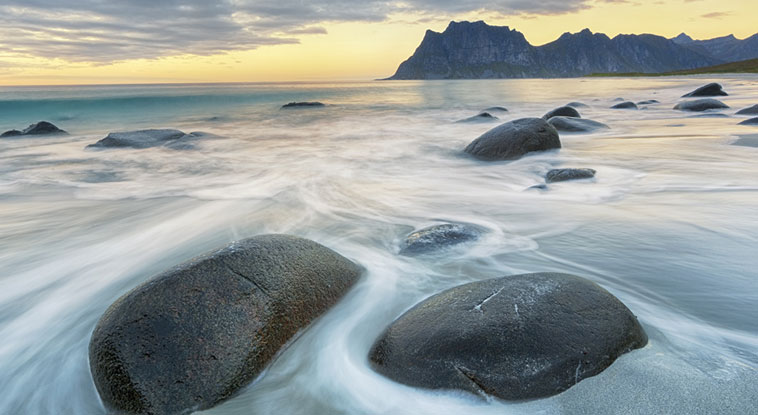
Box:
<box><xmin>736</xmin><ymin>105</ymin><xmax>758</xmax><ymax>115</ymax></box>
<box><xmin>637</xmin><ymin>100</ymin><xmax>660</xmax><ymax>105</ymax></box>
<box><xmin>399</xmin><ymin>224</ymin><xmax>484</xmax><ymax>256</ymax></box>
<box><xmin>484</xmin><ymin>106</ymin><xmax>508</xmax><ymax>113</ymax></box>
<box><xmin>566</xmin><ymin>102</ymin><xmax>587</xmax><ymax>108</ymax></box>
<box><xmin>546</xmin><ymin>168</ymin><xmax>597</xmax><ymax>183</ymax></box>
<box><xmin>456</xmin><ymin>112</ymin><xmax>498</xmax><ymax>123</ymax></box>
<box><xmin>543</xmin><ymin>106</ymin><xmax>581</xmax><ymax>120</ymax></box>
<box><xmin>611</xmin><ymin>101</ymin><xmax>638</xmax><ymax>110</ymax></box>
<box><xmin>674</xmin><ymin>99</ymin><xmax>729</xmax><ymax>112</ymax></box>
<box><xmin>547</xmin><ymin>117</ymin><xmax>609</xmax><ymax>133</ymax></box>
<box><xmin>369</xmin><ymin>272</ymin><xmax>647</xmax><ymax>400</ymax></box>
<box><xmin>739</xmin><ymin>117</ymin><xmax>758</xmax><ymax>126</ymax></box>
<box><xmin>682</xmin><ymin>83</ymin><xmax>728</xmax><ymax>97</ymax></box>
<box><xmin>89</xmin><ymin>234</ymin><xmax>362</xmax><ymax>415</ymax></box>
<box><xmin>1</xmin><ymin>121</ymin><xmax>67</xmax><ymax>137</ymax></box>
<box><xmin>86</xmin><ymin>129</ymin><xmax>206</xmax><ymax>150</ymax></box>
<box><xmin>281</xmin><ymin>102</ymin><xmax>325</xmax><ymax>109</ymax></box>
<box><xmin>464</xmin><ymin>118</ymin><xmax>560</xmax><ymax>161</ymax></box>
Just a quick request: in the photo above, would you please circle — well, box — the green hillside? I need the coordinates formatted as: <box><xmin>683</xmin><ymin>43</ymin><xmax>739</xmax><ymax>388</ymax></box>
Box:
<box><xmin>588</xmin><ymin>58</ymin><xmax>758</xmax><ymax>77</ymax></box>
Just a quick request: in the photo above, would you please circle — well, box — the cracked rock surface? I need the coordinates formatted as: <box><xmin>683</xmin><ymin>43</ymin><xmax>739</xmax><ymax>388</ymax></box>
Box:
<box><xmin>369</xmin><ymin>272</ymin><xmax>647</xmax><ymax>400</ymax></box>
<box><xmin>89</xmin><ymin>234</ymin><xmax>362</xmax><ymax>415</ymax></box>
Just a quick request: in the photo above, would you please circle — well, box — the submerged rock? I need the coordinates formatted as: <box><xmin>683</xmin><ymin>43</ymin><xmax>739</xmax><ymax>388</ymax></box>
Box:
<box><xmin>547</xmin><ymin>117</ymin><xmax>609</xmax><ymax>133</ymax></box>
<box><xmin>637</xmin><ymin>100</ymin><xmax>660</xmax><ymax>105</ymax></box>
<box><xmin>566</xmin><ymin>102</ymin><xmax>587</xmax><ymax>108</ymax></box>
<box><xmin>682</xmin><ymin>83</ymin><xmax>728</xmax><ymax>97</ymax></box>
<box><xmin>369</xmin><ymin>272</ymin><xmax>647</xmax><ymax>400</ymax></box>
<box><xmin>484</xmin><ymin>106</ymin><xmax>508</xmax><ymax>113</ymax></box>
<box><xmin>464</xmin><ymin>118</ymin><xmax>560</xmax><ymax>161</ymax></box>
<box><xmin>739</xmin><ymin>117</ymin><xmax>758</xmax><ymax>126</ymax></box>
<box><xmin>456</xmin><ymin>112</ymin><xmax>498</xmax><ymax>123</ymax></box>
<box><xmin>399</xmin><ymin>223</ymin><xmax>484</xmax><ymax>256</ymax></box>
<box><xmin>732</xmin><ymin>134</ymin><xmax>758</xmax><ymax>147</ymax></box>
<box><xmin>546</xmin><ymin>168</ymin><xmax>597</xmax><ymax>183</ymax></box>
<box><xmin>543</xmin><ymin>106</ymin><xmax>581</xmax><ymax>120</ymax></box>
<box><xmin>611</xmin><ymin>101</ymin><xmax>638</xmax><ymax>110</ymax></box>
<box><xmin>89</xmin><ymin>234</ymin><xmax>362</xmax><ymax>415</ymax></box>
<box><xmin>86</xmin><ymin>129</ymin><xmax>207</xmax><ymax>150</ymax></box>
<box><xmin>1</xmin><ymin>121</ymin><xmax>67</xmax><ymax>137</ymax></box>
<box><xmin>674</xmin><ymin>99</ymin><xmax>730</xmax><ymax>112</ymax></box>
<box><xmin>281</xmin><ymin>102</ymin><xmax>325</xmax><ymax>109</ymax></box>
<box><xmin>736</xmin><ymin>105</ymin><xmax>758</xmax><ymax>115</ymax></box>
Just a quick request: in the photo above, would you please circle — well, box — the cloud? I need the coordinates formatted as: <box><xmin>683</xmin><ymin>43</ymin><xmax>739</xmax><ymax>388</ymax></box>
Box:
<box><xmin>0</xmin><ymin>0</ymin><xmax>597</xmax><ymax>63</ymax></box>
<box><xmin>701</xmin><ymin>11</ymin><xmax>732</xmax><ymax>19</ymax></box>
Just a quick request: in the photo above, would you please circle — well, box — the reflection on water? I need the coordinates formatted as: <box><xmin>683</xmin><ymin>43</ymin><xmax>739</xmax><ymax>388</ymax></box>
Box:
<box><xmin>0</xmin><ymin>77</ymin><xmax>757</xmax><ymax>414</ymax></box>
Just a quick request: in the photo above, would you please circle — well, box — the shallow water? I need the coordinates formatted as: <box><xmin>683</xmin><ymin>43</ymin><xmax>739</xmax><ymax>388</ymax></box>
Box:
<box><xmin>0</xmin><ymin>77</ymin><xmax>757</xmax><ymax>414</ymax></box>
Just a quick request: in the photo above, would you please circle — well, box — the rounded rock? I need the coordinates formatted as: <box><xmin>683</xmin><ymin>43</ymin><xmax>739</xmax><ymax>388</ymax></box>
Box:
<box><xmin>369</xmin><ymin>273</ymin><xmax>648</xmax><ymax>400</ymax></box>
<box><xmin>682</xmin><ymin>83</ymin><xmax>728</xmax><ymax>97</ymax></box>
<box><xmin>89</xmin><ymin>234</ymin><xmax>362</xmax><ymax>415</ymax></box>
<box><xmin>611</xmin><ymin>101</ymin><xmax>638</xmax><ymax>110</ymax></box>
<box><xmin>399</xmin><ymin>223</ymin><xmax>484</xmax><ymax>256</ymax></box>
<box><xmin>547</xmin><ymin>117</ymin><xmax>609</xmax><ymax>133</ymax></box>
<box><xmin>674</xmin><ymin>99</ymin><xmax>730</xmax><ymax>112</ymax></box>
<box><xmin>543</xmin><ymin>106</ymin><xmax>581</xmax><ymax>120</ymax></box>
<box><xmin>546</xmin><ymin>168</ymin><xmax>597</xmax><ymax>183</ymax></box>
<box><xmin>464</xmin><ymin>118</ymin><xmax>561</xmax><ymax>161</ymax></box>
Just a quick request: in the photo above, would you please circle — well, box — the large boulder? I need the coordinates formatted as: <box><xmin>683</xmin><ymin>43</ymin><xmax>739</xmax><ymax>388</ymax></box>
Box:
<box><xmin>1</xmin><ymin>121</ymin><xmax>67</xmax><ymax>137</ymax></box>
<box><xmin>399</xmin><ymin>223</ymin><xmax>484</xmax><ymax>256</ymax></box>
<box><xmin>86</xmin><ymin>129</ymin><xmax>206</xmax><ymax>150</ymax></box>
<box><xmin>89</xmin><ymin>234</ymin><xmax>362</xmax><ymax>415</ymax></box>
<box><xmin>281</xmin><ymin>102</ymin><xmax>325</xmax><ymax>109</ymax></box>
<box><xmin>543</xmin><ymin>106</ymin><xmax>581</xmax><ymax>120</ymax></box>
<box><xmin>682</xmin><ymin>83</ymin><xmax>728</xmax><ymax>97</ymax></box>
<box><xmin>739</xmin><ymin>117</ymin><xmax>758</xmax><ymax>126</ymax></box>
<box><xmin>611</xmin><ymin>101</ymin><xmax>638</xmax><ymax>110</ymax></box>
<box><xmin>736</xmin><ymin>105</ymin><xmax>758</xmax><ymax>115</ymax></box>
<box><xmin>456</xmin><ymin>112</ymin><xmax>498</xmax><ymax>123</ymax></box>
<box><xmin>369</xmin><ymin>273</ymin><xmax>647</xmax><ymax>400</ymax></box>
<box><xmin>547</xmin><ymin>117</ymin><xmax>609</xmax><ymax>133</ymax></box>
<box><xmin>546</xmin><ymin>168</ymin><xmax>597</xmax><ymax>183</ymax></box>
<box><xmin>674</xmin><ymin>99</ymin><xmax>730</xmax><ymax>112</ymax></box>
<box><xmin>464</xmin><ymin>118</ymin><xmax>560</xmax><ymax>161</ymax></box>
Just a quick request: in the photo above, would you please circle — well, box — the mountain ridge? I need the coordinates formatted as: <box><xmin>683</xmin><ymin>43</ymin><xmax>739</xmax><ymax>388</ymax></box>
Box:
<box><xmin>388</xmin><ymin>21</ymin><xmax>758</xmax><ymax>79</ymax></box>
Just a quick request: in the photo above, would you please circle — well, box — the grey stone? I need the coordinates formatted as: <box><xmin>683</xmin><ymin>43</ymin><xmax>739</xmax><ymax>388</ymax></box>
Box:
<box><xmin>739</xmin><ymin>117</ymin><xmax>758</xmax><ymax>125</ymax></box>
<box><xmin>543</xmin><ymin>106</ymin><xmax>581</xmax><ymax>120</ymax></box>
<box><xmin>674</xmin><ymin>99</ymin><xmax>730</xmax><ymax>112</ymax></box>
<box><xmin>566</xmin><ymin>102</ymin><xmax>587</xmax><ymax>108</ymax></box>
<box><xmin>369</xmin><ymin>272</ymin><xmax>648</xmax><ymax>400</ymax></box>
<box><xmin>736</xmin><ymin>105</ymin><xmax>758</xmax><ymax>115</ymax></box>
<box><xmin>682</xmin><ymin>83</ymin><xmax>728</xmax><ymax>97</ymax></box>
<box><xmin>464</xmin><ymin>118</ymin><xmax>561</xmax><ymax>161</ymax></box>
<box><xmin>637</xmin><ymin>100</ymin><xmax>660</xmax><ymax>105</ymax></box>
<box><xmin>281</xmin><ymin>102</ymin><xmax>325</xmax><ymax>108</ymax></box>
<box><xmin>732</xmin><ymin>134</ymin><xmax>758</xmax><ymax>147</ymax></box>
<box><xmin>611</xmin><ymin>101</ymin><xmax>638</xmax><ymax>109</ymax></box>
<box><xmin>546</xmin><ymin>168</ymin><xmax>597</xmax><ymax>183</ymax></box>
<box><xmin>1</xmin><ymin>121</ymin><xmax>67</xmax><ymax>137</ymax></box>
<box><xmin>86</xmin><ymin>129</ymin><xmax>205</xmax><ymax>150</ymax></box>
<box><xmin>456</xmin><ymin>112</ymin><xmax>499</xmax><ymax>123</ymax></box>
<box><xmin>484</xmin><ymin>106</ymin><xmax>508</xmax><ymax>112</ymax></box>
<box><xmin>399</xmin><ymin>224</ymin><xmax>484</xmax><ymax>256</ymax></box>
<box><xmin>89</xmin><ymin>234</ymin><xmax>362</xmax><ymax>415</ymax></box>
<box><xmin>547</xmin><ymin>117</ymin><xmax>609</xmax><ymax>133</ymax></box>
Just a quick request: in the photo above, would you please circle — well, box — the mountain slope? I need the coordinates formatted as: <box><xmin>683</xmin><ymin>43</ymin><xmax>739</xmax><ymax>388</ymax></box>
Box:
<box><xmin>387</xmin><ymin>21</ymin><xmax>732</xmax><ymax>79</ymax></box>
<box><xmin>671</xmin><ymin>33</ymin><xmax>758</xmax><ymax>62</ymax></box>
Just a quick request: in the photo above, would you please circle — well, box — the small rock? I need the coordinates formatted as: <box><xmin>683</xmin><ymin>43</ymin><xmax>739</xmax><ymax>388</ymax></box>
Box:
<box><xmin>86</xmin><ymin>129</ymin><xmax>205</xmax><ymax>150</ymax></box>
<box><xmin>281</xmin><ymin>102</ymin><xmax>325</xmax><ymax>109</ymax></box>
<box><xmin>611</xmin><ymin>101</ymin><xmax>638</xmax><ymax>110</ymax></box>
<box><xmin>0</xmin><ymin>129</ymin><xmax>22</xmax><ymax>138</ymax></box>
<box><xmin>674</xmin><ymin>99</ymin><xmax>730</xmax><ymax>112</ymax></box>
<box><xmin>399</xmin><ymin>223</ymin><xmax>484</xmax><ymax>256</ymax></box>
<box><xmin>682</xmin><ymin>83</ymin><xmax>728</xmax><ymax>97</ymax></box>
<box><xmin>483</xmin><ymin>106</ymin><xmax>508</xmax><ymax>112</ymax></box>
<box><xmin>566</xmin><ymin>102</ymin><xmax>587</xmax><ymax>108</ymax></box>
<box><xmin>637</xmin><ymin>100</ymin><xmax>660</xmax><ymax>105</ymax></box>
<box><xmin>736</xmin><ymin>105</ymin><xmax>758</xmax><ymax>115</ymax></box>
<box><xmin>1</xmin><ymin>121</ymin><xmax>67</xmax><ymax>137</ymax></box>
<box><xmin>464</xmin><ymin>118</ymin><xmax>561</xmax><ymax>161</ymax></box>
<box><xmin>732</xmin><ymin>134</ymin><xmax>758</xmax><ymax>147</ymax></box>
<box><xmin>546</xmin><ymin>168</ymin><xmax>596</xmax><ymax>183</ymax></box>
<box><xmin>739</xmin><ymin>117</ymin><xmax>758</xmax><ymax>126</ymax></box>
<box><xmin>547</xmin><ymin>117</ymin><xmax>609</xmax><ymax>133</ymax></box>
<box><xmin>369</xmin><ymin>272</ymin><xmax>648</xmax><ymax>400</ymax></box>
<box><xmin>543</xmin><ymin>106</ymin><xmax>581</xmax><ymax>120</ymax></box>
<box><xmin>456</xmin><ymin>112</ymin><xmax>498</xmax><ymax>123</ymax></box>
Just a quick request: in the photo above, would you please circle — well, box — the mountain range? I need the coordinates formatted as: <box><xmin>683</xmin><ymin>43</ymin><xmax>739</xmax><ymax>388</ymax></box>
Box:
<box><xmin>387</xmin><ymin>21</ymin><xmax>758</xmax><ymax>79</ymax></box>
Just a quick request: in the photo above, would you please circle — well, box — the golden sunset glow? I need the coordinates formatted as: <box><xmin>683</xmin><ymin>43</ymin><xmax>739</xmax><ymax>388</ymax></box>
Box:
<box><xmin>0</xmin><ymin>0</ymin><xmax>755</xmax><ymax>85</ymax></box>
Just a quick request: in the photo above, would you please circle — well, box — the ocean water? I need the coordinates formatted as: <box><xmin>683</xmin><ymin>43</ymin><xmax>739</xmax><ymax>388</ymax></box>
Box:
<box><xmin>0</xmin><ymin>77</ymin><xmax>757</xmax><ymax>414</ymax></box>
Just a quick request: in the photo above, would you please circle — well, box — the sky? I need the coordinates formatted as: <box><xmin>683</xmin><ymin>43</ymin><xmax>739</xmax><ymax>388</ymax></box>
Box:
<box><xmin>0</xmin><ymin>0</ymin><xmax>755</xmax><ymax>85</ymax></box>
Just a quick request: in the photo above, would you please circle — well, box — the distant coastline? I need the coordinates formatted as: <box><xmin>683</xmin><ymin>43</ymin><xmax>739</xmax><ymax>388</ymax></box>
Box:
<box><xmin>587</xmin><ymin>58</ymin><xmax>758</xmax><ymax>77</ymax></box>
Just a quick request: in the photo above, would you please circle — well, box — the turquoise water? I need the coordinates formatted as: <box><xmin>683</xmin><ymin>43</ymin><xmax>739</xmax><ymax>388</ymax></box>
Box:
<box><xmin>0</xmin><ymin>78</ymin><xmax>756</xmax><ymax>414</ymax></box>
